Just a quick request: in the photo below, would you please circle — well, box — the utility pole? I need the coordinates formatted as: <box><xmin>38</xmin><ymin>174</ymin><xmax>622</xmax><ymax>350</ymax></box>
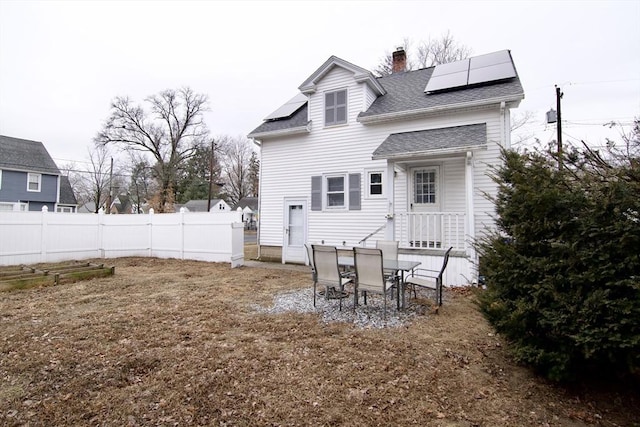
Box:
<box><xmin>207</xmin><ymin>139</ymin><xmax>215</xmax><ymax>212</ymax></box>
<box><xmin>555</xmin><ymin>85</ymin><xmax>563</xmax><ymax>169</ymax></box>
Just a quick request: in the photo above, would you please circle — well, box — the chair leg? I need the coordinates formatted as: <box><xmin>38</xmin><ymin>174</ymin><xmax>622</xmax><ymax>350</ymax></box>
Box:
<box><xmin>313</xmin><ymin>282</ymin><xmax>317</xmax><ymax>307</ymax></box>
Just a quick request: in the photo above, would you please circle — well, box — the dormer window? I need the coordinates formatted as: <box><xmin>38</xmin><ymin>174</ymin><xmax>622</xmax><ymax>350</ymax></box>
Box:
<box><xmin>325</xmin><ymin>89</ymin><xmax>347</xmax><ymax>126</ymax></box>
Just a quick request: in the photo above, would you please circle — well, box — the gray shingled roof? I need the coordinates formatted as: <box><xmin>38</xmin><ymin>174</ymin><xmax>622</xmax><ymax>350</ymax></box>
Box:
<box><xmin>372</xmin><ymin>123</ymin><xmax>487</xmax><ymax>160</ymax></box>
<box><xmin>59</xmin><ymin>176</ymin><xmax>78</xmax><ymax>205</ymax></box>
<box><xmin>247</xmin><ymin>53</ymin><xmax>524</xmax><ymax>138</ymax></box>
<box><xmin>0</xmin><ymin>135</ymin><xmax>61</xmax><ymax>174</ymax></box>
<box><xmin>184</xmin><ymin>199</ymin><xmax>224</xmax><ymax>212</ymax></box>
<box><xmin>360</xmin><ymin>68</ymin><xmax>523</xmax><ymax>119</ymax></box>
<box><xmin>248</xmin><ymin>103</ymin><xmax>309</xmax><ymax>137</ymax></box>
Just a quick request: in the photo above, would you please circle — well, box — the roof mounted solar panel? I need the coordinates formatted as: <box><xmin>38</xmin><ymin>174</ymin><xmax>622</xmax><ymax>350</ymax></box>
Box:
<box><xmin>264</xmin><ymin>93</ymin><xmax>308</xmax><ymax>121</ymax></box>
<box><xmin>424</xmin><ymin>58</ymin><xmax>469</xmax><ymax>93</ymax></box>
<box><xmin>468</xmin><ymin>50</ymin><xmax>516</xmax><ymax>85</ymax></box>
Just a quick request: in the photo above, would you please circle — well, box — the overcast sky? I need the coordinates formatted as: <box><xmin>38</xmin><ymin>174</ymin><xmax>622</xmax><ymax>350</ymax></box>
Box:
<box><xmin>1</xmin><ymin>0</ymin><xmax>638</xmax><ymax>167</ymax></box>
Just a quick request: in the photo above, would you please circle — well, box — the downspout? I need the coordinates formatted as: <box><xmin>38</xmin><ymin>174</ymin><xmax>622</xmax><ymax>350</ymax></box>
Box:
<box><xmin>500</xmin><ymin>101</ymin><xmax>508</xmax><ymax>150</ymax></box>
<box><xmin>253</xmin><ymin>138</ymin><xmax>263</xmax><ymax>260</ymax></box>
<box><xmin>465</xmin><ymin>151</ymin><xmax>477</xmax><ymax>282</ymax></box>
<box><xmin>384</xmin><ymin>161</ymin><xmax>395</xmax><ymax>241</ymax></box>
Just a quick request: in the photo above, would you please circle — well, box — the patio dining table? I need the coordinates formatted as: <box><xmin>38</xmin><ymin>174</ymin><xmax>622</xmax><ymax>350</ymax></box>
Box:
<box><xmin>337</xmin><ymin>255</ymin><xmax>421</xmax><ymax>309</ymax></box>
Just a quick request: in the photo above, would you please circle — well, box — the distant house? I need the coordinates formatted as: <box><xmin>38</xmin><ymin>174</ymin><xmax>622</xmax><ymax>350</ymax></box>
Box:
<box><xmin>182</xmin><ymin>199</ymin><xmax>231</xmax><ymax>212</ymax></box>
<box><xmin>248</xmin><ymin>49</ymin><xmax>524</xmax><ymax>285</ymax></box>
<box><xmin>0</xmin><ymin>135</ymin><xmax>78</xmax><ymax>212</ymax></box>
<box><xmin>234</xmin><ymin>196</ymin><xmax>258</xmax><ymax>229</ymax></box>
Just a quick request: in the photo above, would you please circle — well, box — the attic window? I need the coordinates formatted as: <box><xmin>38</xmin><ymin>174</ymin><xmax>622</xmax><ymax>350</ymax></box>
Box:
<box><xmin>325</xmin><ymin>89</ymin><xmax>347</xmax><ymax>126</ymax></box>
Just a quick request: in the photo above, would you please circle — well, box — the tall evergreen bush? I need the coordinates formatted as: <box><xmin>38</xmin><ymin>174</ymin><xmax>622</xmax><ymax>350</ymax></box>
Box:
<box><xmin>477</xmin><ymin>144</ymin><xmax>640</xmax><ymax>381</ymax></box>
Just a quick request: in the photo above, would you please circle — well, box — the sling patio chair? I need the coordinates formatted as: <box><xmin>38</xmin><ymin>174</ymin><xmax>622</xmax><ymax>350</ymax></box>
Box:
<box><xmin>376</xmin><ymin>239</ymin><xmax>400</xmax><ymax>282</ymax></box>
<box><xmin>404</xmin><ymin>246</ymin><xmax>453</xmax><ymax>307</ymax></box>
<box><xmin>312</xmin><ymin>244</ymin><xmax>354</xmax><ymax>310</ymax></box>
<box><xmin>353</xmin><ymin>247</ymin><xmax>399</xmax><ymax>319</ymax></box>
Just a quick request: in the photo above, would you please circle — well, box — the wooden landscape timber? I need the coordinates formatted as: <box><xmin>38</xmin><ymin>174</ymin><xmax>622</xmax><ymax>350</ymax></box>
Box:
<box><xmin>0</xmin><ymin>261</ymin><xmax>115</xmax><ymax>291</ymax></box>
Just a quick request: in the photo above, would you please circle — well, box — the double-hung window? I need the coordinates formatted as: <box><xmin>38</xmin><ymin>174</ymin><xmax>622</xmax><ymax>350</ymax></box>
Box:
<box><xmin>325</xmin><ymin>89</ymin><xmax>347</xmax><ymax>126</ymax></box>
<box><xmin>27</xmin><ymin>173</ymin><xmax>41</xmax><ymax>192</ymax></box>
<box><xmin>326</xmin><ymin>175</ymin><xmax>346</xmax><ymax>208</ymax></box>
<box><xmin>367</xmin><ymin>171</ymin><xmax>383</xmax><ymax>198</ymax></box>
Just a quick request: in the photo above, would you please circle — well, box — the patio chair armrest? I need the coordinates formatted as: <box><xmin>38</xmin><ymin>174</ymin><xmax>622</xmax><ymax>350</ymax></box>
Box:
<box><xmin>411</xmin><ymin>268</ymin><xmax>439</xmax><ymax>275</ymax></box>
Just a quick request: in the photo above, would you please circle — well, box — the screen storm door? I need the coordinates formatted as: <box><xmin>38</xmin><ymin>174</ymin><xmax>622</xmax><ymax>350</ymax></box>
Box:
<box><xmin>410</xmin><ymin>167</ymin><xmax>442</xmax><ymax>248</ymax></box>
<box><xmin>283</xmin><ymin>199</ymin><xmax>307</xmax><ymax>263</ymax></box>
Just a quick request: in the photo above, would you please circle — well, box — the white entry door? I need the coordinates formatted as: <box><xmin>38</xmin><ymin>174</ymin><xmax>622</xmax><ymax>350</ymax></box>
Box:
<box><xmin>409</xmin><ymin>166</ymin><xmax>442</xmax><ymax>248</ymax></box>
<box><xmin>283</xmin><ymin>199</ymin><xmax>307</xmax><ymax>263</ymax></box>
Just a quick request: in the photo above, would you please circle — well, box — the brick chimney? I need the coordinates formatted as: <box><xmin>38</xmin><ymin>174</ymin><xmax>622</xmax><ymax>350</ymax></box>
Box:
<box><xmin>392</xmin><ymin>47</ymin><xmax>406</xmax><ymax>73</ymax></box>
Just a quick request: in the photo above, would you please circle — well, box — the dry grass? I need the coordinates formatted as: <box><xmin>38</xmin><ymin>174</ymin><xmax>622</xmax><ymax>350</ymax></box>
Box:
<box><xmin>0</xmin><ymin>257</ymin><xmax>637</xmax><ymax>426</ymax></box>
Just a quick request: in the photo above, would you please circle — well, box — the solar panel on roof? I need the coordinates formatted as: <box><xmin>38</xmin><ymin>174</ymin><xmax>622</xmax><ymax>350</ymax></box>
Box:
<box><xmin>424</xmin><ymin>59</ymin><xmax>469</xmax><ymax>92</ymax></box>
<box><xmin>264</xmin><ymin>93</ymin><xmax>308</xmax><ymax>121</ymax></box>
<box><xmin>468</xmin><ymin>50</ymin><xmax>516</xmax><ymax>85</ymax></box>
<box><xmin>424</xmin><ymin>50</ymin><xmax>516</xmax><ymax>93</ymax></box>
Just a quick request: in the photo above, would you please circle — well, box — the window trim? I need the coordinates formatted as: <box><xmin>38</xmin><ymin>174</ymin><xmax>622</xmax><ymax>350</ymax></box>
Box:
<box><xmin>27</xmin><ymin>173</ymin><xmax>42</xmax><ymax>192</ymax></box>
<box><xmin>0</xmin><ymin>169</ymin><xmax>2</xmax><ymax>190</ymax></box>
<box><xmin>324</xmin><ymin>89</ymin><xmax>348</xmax><ymax>127</ymax></box>
<box><xmin>365</xmin><ymin>169</ymin><xmax>384</xmax><ymax>199</ymax></box>
<box><xmin>413</xmin><ymin>167</ymin><xmax>439</xmax><ymax>205</ymax></box>
<box><xmin>324</xmin><ymin>173</ymin><xmax>347</xmax><ymax>209</ymax></box>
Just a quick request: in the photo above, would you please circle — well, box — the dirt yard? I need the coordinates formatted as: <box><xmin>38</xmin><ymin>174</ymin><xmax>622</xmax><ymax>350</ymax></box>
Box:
<box><xmin>0</xmin><ymin>257</ymin><xmax>637</xmax><ymax>426</ymax></box>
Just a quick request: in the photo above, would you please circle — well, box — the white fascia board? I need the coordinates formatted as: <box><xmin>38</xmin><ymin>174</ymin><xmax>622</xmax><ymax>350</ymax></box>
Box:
<box><xmin>358</xmin><ymin>94</ymin><xmax>525</xmax><ymax>125</ymax></box>
<box><xmin>372</xmin><ymin>144</ymin><xmax>488</xmax><ymax>161</ymax></box>
<box><xmin>247</xmin><ymin>124</ymin><xmax>310</xmax><ymax>140</ymax></box>
<box><xmin>298</xmin><ymin>56</ymin><xmax>385</xmax><ymax>96</ymax></box>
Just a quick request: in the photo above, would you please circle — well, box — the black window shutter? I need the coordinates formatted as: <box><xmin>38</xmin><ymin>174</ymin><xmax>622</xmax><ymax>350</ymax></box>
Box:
<box><xmin>311</xmin><ymin>176</ymin><xmax>322</xmax><ymax>211</ymax></box>
<box><xmin>349</xmin><ymin>173</ymin><xmax>361</xmax><ymax>211</ymax></box>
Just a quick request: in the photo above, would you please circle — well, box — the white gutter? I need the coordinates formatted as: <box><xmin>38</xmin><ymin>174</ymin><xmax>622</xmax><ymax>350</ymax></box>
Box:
<box><xmin>358</xmin><ymin>94</ymin><xmax>524</xmax><ymax>125</ymax></box>
<box><xmin>247</xmin><ymin>123</ymin><xmax>310</xmax><ymax>140</ymax></box>
<box><xmin>372</xmin><ymin>143</ymin><xmax>488</xmax><ymax>161</ymax></box>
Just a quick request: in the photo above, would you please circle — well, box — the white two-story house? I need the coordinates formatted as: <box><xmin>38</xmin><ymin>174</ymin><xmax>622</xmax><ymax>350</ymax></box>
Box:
<box><xmin>248</xmin><ymin>48</ymin><xmax>524</xmax><ymax>285</ymax></box>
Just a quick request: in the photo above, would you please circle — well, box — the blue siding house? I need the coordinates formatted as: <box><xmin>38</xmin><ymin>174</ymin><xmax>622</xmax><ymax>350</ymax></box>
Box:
<box><xmin>0</xmin><ymin>135</ymin><xmax>77</xmax><ymax>212</ymax></box>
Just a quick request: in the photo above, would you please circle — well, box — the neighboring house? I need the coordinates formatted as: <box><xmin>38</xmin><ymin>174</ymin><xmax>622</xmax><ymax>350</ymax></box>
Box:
<box><xmin>0</xmin><ymin>135</ymin><xmax>78</xmax><ymax>213</ymax></box>
<box><xmin>182</xmin><ymin>199</ymin><xmax>231</xmax><ymax>212</ymax></box>
<box><xmin>248</xmin><ymin>49</ymin><xmax>524</xmax><ymax>285</ymax></box>
<box><xmin>110</xmin><ymin>194</ymin><xmax>133</xmax><ymax>214</ymax></box>
<box><xmin>57</xmin><ymin>176</ymin><xmax>79</xmax><ymax>212</ymax></box>
<box><xmin>234</xmin><ymin>196</ymin><xmax>258</xmax><ymax>229</ymax></box>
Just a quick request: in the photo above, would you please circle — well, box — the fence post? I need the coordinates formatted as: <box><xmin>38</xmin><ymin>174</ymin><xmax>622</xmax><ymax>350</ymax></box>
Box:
<box><xmin>97</xmin><ymin>208</ymin><xmax>105</xmax><ymax>258</ymax></box>
<box><xmin>148</xmin><ymin>208</ymin><xmax>154</xmax><ymax>257</ymax></box>
<box><xmin>179</xmin><ymin>207</ymin><xmax>186</xmax><ymax>260</ymax></box>
<box><xmin>40</xmin><ymin>205</ymin><xmax>48</xmax><ymax>263</ymax></box>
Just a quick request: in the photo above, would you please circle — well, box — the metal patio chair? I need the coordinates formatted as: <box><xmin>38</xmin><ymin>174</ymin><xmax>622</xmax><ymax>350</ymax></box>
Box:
<box><xmin>353</xmin><ymin>247</ymin><xmax>398</xmax><ymax>319</ymax></box>
<box><xmin>405</xmin><ymin>246</ymin><xmax>453</xmax><ymax>307</ymax></box>
<box><xmin>312</xmin><ymin>244</ymin><xmax>354</xmax><ymax>310</ymax></box>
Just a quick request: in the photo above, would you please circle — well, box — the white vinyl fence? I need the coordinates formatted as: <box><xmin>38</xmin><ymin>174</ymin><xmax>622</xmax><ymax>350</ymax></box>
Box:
<box><xmin>0</xmin><ymin>207</ymin><xmax>244</xmax><ymax>267</ymax></box>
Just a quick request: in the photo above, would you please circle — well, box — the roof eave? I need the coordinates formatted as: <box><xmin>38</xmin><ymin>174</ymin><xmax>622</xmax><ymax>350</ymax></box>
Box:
<box><xmin>247</xmin><ymin>123</ymin><xmax>310</xmax><ymax>141</ymax></box>
<box><xmin>358</xmin><ymin>93</ymin><xmax>525</xmax><ymax>124</ymax></box>
<box><xmin>298</xmin><ymin>56</ymin><xmax>385</xmax><ymax>96</ymax></box>
<box><xmin>372</xmin><ymin>144</ymin><xmax>488</xmax><ymax>161</ymax></box>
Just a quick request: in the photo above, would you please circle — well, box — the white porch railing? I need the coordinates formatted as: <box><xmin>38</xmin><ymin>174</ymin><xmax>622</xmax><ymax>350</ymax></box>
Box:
<box><xmin>396</xmin><ymin>212</ymin><xmax>466</xmax><ymax>251</ymax></box>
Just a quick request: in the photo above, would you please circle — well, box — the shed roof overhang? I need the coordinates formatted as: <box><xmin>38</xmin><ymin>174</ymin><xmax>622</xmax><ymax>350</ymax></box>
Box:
<box><xmin>372</xmin><ymin>123</ymin><xmax>487</xmax><ymax>161</ymax></box>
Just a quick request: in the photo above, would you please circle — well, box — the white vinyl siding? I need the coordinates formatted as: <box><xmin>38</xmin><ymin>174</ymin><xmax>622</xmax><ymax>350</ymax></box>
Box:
<box><xmin>257</xmin><ymin>61</ymin><xmax>509</xmax><ymax>284</ymax></box>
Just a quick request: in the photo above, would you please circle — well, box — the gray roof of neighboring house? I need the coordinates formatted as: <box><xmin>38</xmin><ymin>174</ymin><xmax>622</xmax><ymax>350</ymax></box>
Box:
<box><xmin>0</xmin><ymin>135</ymin><xmax>61</xmax><ymax>175</ymax></box>
<box><xmin>234</xmin><ymin>196</ymin><xmax>258</xmax><ymax>211</ymax></box>
<box><xmin>248</xmin><ymin>52</ymin><xmax>524</xmax><ymax>138</ymax></box>
<box><xmin>372</xmin><ymin>123</ymin><xmax>487</xmax><ymax>160</ymax></box>
<box><xmin>59</xmin><ymin>176</ymin><xmax>78</xmax><ymax>205</ymax></box>
<box><xmin>184</xmin><ymin>199</ymin><xmax>224</xmax><ymax>212</ymax></box>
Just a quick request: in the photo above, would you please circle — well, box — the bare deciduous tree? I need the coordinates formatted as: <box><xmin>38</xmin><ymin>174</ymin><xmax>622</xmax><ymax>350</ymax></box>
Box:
<box><xmin>373</xmin><ymin>32</ymin><xmax>471</xmax><ymax>77</ymax></box>
<box><xmin>95</xmin><ymin>87</ymin><xmax>210</xmax><ymax>212</ymax></box>
<box><xmin>217</xmin><ymin>135</ymin><xmax>255</xmax><ymax>206</ymax></box>
<box><xmin>415</xmin><ymin>31</ymin><xmax>472</xmax><ymax>69</ymax></box>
